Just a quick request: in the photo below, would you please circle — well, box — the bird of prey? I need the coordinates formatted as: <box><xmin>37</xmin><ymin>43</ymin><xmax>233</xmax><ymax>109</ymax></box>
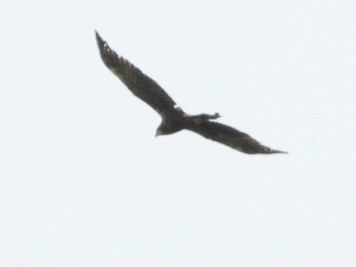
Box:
<box><xmin>95</xmin><ymin>31</ymin><xmax>286</xmax><ymax>154</ymax></box>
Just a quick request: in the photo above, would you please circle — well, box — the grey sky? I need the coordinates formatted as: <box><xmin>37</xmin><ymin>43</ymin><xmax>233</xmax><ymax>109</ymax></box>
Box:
<box><xmin>0</xmin><ymin>0</ymin><xmax>355</xmax><ymax>266</ymax></box>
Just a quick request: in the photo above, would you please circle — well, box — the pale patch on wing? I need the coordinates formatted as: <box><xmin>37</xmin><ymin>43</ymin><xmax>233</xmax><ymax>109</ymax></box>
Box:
<box><xmin>174</xmin><ymin>105</ymin><xmax>184</xmax><ymax>112</ymax></box>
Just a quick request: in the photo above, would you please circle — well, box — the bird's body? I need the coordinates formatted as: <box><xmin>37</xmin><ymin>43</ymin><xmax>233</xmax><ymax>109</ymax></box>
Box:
<box><xmin>96</xmin><ymin>31</ymin><xmax>286</xmax><ymax>154</ymax></box>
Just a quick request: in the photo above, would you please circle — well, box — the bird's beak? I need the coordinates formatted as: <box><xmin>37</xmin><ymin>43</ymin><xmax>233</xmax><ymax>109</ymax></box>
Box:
<box><xmin>155</xmin><ymin>130</ymin><xmax>162</xmax><ymax>138</ymax></box>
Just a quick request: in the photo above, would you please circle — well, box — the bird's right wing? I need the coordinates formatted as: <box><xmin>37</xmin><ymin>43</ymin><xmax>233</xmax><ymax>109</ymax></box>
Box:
<box><xmin>96</xmin><ymin>32</ymin><xmax>178</xmax><ymax>118</ymax></box>
<box><xmin>185</xmin><ymin>120</ymin><xmax>286</xmax><ymax>154</ymax></box>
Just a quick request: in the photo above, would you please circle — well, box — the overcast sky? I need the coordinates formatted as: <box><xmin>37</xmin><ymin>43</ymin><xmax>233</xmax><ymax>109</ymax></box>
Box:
<box><xmin>0</xmin><ymin>0</ymin><xmax>355</xmax><ymax>266</ymax></box>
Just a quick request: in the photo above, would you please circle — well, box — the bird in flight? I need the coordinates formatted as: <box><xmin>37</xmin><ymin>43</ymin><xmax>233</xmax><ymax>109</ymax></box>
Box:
<box><xmin>95</xmin><ymin>31</ymin><xmax>286</xmax><ymax>154</ymax></box>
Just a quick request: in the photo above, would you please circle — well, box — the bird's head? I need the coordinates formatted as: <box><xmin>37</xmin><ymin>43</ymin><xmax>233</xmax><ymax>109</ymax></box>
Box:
<box><xmin>156</xmin><ymin>118</ymin><xmax>183</xmax><ymax>137</ymax></box>
<box><xmin>156</xmin><ymin>123</ymin><xmax>167</xmax><ymax>137</ymax></box>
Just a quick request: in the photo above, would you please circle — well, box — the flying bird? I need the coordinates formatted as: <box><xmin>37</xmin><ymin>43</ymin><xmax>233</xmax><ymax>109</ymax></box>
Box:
<box><xmin>95</xmin><ymin>31</ymin><xmax>286</xmax><ymax>154</ymax></box>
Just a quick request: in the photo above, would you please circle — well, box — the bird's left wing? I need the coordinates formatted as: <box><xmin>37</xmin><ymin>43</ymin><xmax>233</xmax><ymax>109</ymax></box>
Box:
<box><xmin>96</xmin><ymin>31</ymin><xmax>178</xmax><ymax>118</ymax></box>
<box><xmin>185</xmin><ymin>120</ymin><xmax>286</xmax><ymax>154</ymax></box>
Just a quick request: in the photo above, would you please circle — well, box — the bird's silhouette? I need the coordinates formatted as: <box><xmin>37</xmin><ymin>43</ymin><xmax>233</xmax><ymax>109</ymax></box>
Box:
<box><xmin>96</xmin><ymin>31</ymin><xmax>286</xmax><ymax>154</ymax></box>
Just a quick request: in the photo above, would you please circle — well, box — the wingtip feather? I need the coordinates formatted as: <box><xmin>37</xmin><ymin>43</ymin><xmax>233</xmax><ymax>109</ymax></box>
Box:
<box><xmin>95</xmin><ymin>30</ymin><xmax>105</xmax><ymax>47</ymax></box>
<box><xmin>271</xmin><ymin>149</ymin><xmax>288</xmax><ymax>154</ymax></box>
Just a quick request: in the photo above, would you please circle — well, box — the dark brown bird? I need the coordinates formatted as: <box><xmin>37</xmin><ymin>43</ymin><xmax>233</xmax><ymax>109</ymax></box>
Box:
<box><xmin>95</xmin><ymin>31</ymin><xmax>286</xmax><ymax>154</ymax></box>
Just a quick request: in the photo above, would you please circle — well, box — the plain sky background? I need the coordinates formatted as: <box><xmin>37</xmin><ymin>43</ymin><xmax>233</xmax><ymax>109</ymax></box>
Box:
<box><xmin>1</xmin><ymin>0</ymin><xmax>355</xmax><ymax>266</ymax></box>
